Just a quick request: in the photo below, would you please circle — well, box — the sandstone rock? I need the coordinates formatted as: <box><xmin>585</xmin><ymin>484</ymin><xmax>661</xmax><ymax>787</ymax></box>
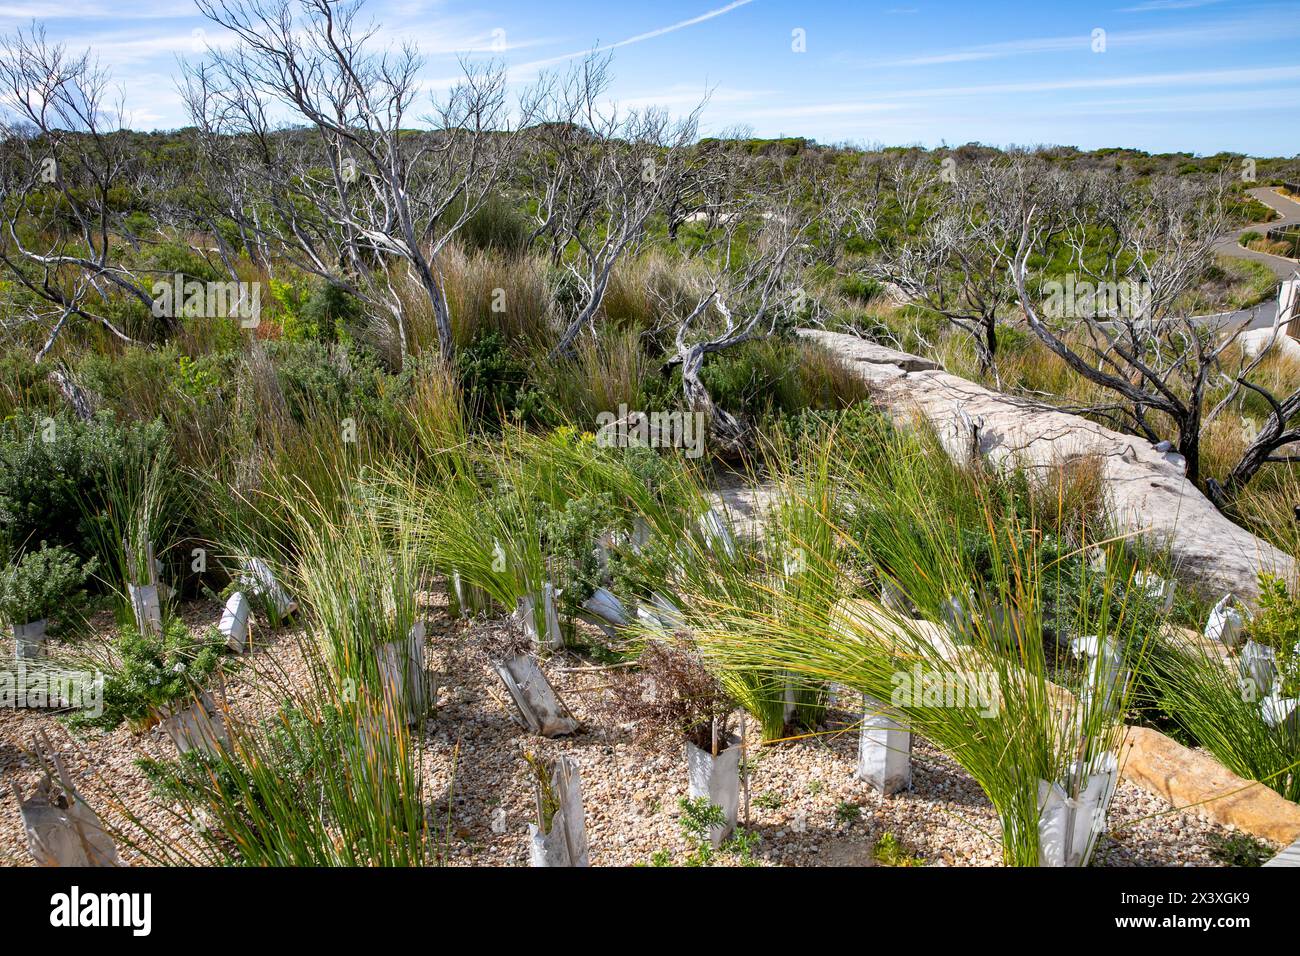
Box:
<box><xmin>1119</xmin><ymin>725</ymin><xmax>1300</xmax><ymax>846</ymax></box>
<box><xmin>798</xmin><ymin>329</ymin><xmax>1294</xmax><ymax>601</ymax></box>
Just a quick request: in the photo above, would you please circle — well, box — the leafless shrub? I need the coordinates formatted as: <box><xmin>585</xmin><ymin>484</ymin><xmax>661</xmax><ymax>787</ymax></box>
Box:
<box><xmin>594</xmin><ymin>638</ymin><xmax>734</xmax><ymax>751</ymax></box>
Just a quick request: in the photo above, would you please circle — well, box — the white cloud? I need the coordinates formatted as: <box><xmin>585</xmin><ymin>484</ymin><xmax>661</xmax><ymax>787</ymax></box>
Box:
<box><xmin>886</xmin><ymin>64</ymin><xmax>1300</xmax><ymax>99</ymax></box>
<box><xmin>1117</xmin><ymin>0</ymin><xmax>1227</xmax><ymax>12</ymax></box>
<box><xmin>0</xmin><ymin>0</ymin><xmax>193</xmax><ymax>19</ymax></box>
<box><xmin>509</xmin><ymin>0</ymin><xmax>754</xmax><ymax>76</ymax></box>
<box><xmin>615</xmin><ymin>84</ymin><xmax>767</xmax><ymax>110</ymax></box>
<box><xmin>858</xmin><ymin>14</ymin><xmax>1299</xmax><ymax>69</ymax></box>
<box><xmin>721</xmin><ymin>65</ymin><xmax>1300</xmax><ymax>126</ymax></box>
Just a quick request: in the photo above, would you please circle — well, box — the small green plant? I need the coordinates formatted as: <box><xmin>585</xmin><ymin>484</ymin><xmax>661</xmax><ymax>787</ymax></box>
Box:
<box><xmin>834</xmin><ymin>801</ymin><xmax>862</xmax><ymax>826</ymax></box>
<box><xmin>806</xmin><ymin>778</ymin><xmax>824</xmax><ymax>797</ymax></box>
<box><xmin>539</xmin><ymin>490</ymin><xmax>617</xmax><ymax>622</ymax></box>
<box><xmin>754</xmin><ymin>791</ymin><xmax>783</xmax><ymax>810</ymax></box>
<box><xmin>455</xmin><ymin>329</ymin><xmax>526</xmax><ymax>425</ymax></box>
<box><xmin>678</xmin><ymin>796</ymin><xmax>726</xmax><ymax>866</ymax></box>
<box><xmin>873</xmin><ymin>831</ymin><xmax>924</xmax><ymax>867</ymax></box>
<box><xmin>524</xmin><ymin>752</ymin><xmax>559</xmax><ymax>832</ymax></box>
<box><xmin>1206</xmin><ymin>832</ymin><xmax>1272</xmax><ymax>868</ymax></box>
<box><xmin>723</xmin><ymin>826</ymin><xmax>761</xmax><ymax>865</ymax></box>
<box><xmin>73</xmin><ymin>618</ymin><xmax>225</xmax><ymax>731</ymax></box>
<box><xmin>666</xmin><ymin>796</ymin><xmax>763</xmax><ymax>866</ymax></box>
<box><xmin>0</xmin><ymin>410</ymin><xmax>168</xmax><ymax>564</ymax></box>
<box><xmin>0</xmin><ymin>541</ymin><xmax>96</xmax><ymax>629</ymax></box>
<box><xmin>680</xmin><ymin>795</ymin><xmax>724</xmax><ymax>843</ymax></box>
<box><xmin>1250</xmin><ymin>573</ymin><xmax>1300</xmax><ymax>694</ymax></box>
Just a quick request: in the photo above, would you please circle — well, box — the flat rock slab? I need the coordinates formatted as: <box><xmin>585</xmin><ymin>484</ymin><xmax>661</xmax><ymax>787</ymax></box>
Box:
<box><xmin>1120</xmin><ymin>725</ymin><xmax>1300</xmax><ymax>846</ymax></box>
<box><xmin>708</xmin><ymin>479</ymin><xmax>780</xmax><ymax>539</ymax></box>
<box><xmin>799</xmin><ymin>329</ymin><xmax>1294</xmax><ymax>600</ymax></box>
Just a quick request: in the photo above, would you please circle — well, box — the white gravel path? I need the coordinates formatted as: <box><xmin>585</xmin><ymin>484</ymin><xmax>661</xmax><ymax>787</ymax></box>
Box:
<box><xmin>0</xmin><ymin>590</ymin><xmax>1273</xmax><ymax>867</ymax></box>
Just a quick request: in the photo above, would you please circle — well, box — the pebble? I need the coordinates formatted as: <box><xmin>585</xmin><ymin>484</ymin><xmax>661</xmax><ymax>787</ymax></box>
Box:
<box><xmin>0</xmin><ymin>595</ymin><xmax>1275</xmax><ymax>868</ymax></box>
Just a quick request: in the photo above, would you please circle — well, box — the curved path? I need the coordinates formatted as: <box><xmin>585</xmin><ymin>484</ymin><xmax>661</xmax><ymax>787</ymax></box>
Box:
<box><xmin>1214</xmin><ymin>186</ymin><xmax>1300</xmax><ymax>280</ymax></box>
<box><xmin>1195</xmin><ymin>187</ymin><xmax>1300</xmax><ymax>332</ymax></box>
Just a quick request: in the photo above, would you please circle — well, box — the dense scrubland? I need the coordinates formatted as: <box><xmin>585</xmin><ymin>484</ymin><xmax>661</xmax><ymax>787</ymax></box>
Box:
<box><xmin>2</xmin><ymin>1</ymin><xmax>1299</xmax><ymax>868</ymax></box>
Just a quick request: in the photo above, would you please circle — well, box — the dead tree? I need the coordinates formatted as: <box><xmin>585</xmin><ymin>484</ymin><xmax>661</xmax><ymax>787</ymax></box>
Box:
<box><xmin>861</xmin><ymin>157</ymin><xmax>1022</xmax><ymax>381</ymax></box>
<box><xmin>188</xmin><ymin>0</ymin><xmax>541</xmax><ymax>365</ymax></box>
<box><xmin>663</xmin><ymin>199</ymin><xmax>809</xmax><ymax>454</ymax></box>
<box><xmin>1012</xmin><ymin>168</ymin><xmax>1235</xmax><ymax>485</ymax></box>
<box><xmin>1203</xmin><ymin>292</ymin><xmax>1300</xmax><ymax>504</ymax></box>
<box><xmin>0</xmin><ymin>27</ymin><xmax>156</xmax><ymax>358</ymax></box>
<box><xmin>526</xmin><ymin>55</ymin><xmax>705</xmax><ymax>359</ymax></box>
<box><xmin>803</xmin><ymin>151</ymin><xmax>878</xmax><ymax>270</ymax></box>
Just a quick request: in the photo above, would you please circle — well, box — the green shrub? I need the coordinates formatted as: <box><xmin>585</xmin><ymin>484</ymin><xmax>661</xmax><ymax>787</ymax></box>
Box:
<box><xmin>840</xmin><ymin>275</ymin><xmax>883</xmax><ymax>304</ymax></box>
<box><xmin>873</xmin><ymin>831</ymin><xmax>924</xmax><ymax>866</ymax></box>
<box><xmin>78</xmin><ymin>344</ymin><xmax>234</xmax><ymax>421</ymax></box>
<box><xmin>261</xmin><ymin>340</ymin><xmax>403</xmax><ymax>426</ymax></box>
<box><xmin>145</xmin><ymin>241</ymin><xmax>224</xmax><ymax>284</ymax></box>
<box><xmin>1250</xmin><ymin>573</ymin><xmax>1300</xmax><ymax>696</ymax></box>
<box><xmin>450</xmin><ymin>192</ymin><xmax>531</xmax><ymax>256</ymax></box>
<box><xmin>296</xmin><ymin>281</ymin><xmax>363</xmax><ymax>342</ymax></box>
<box><xmin>0</xmin><ymin>411</ymin><xmax>169</xmax><ymax>561</ymax></box>
<box><xmin>539</xmin><ymin>491</ymin><xmax>617</xmax><ymax>618</ymax></box>
<box><xmin>72</xmin><ymin>618</ymin><xmax>225</xmax><ymax>731</ymax></box>
<box><xmin>0</xmin><ymin>351</ymin><xmax>58</xmax><ymax>418</ymax></box>
<box><xmin>454</xmin><ymin>329</ymin><xmax>526</xmax><ymax>426</ymax></box>
<box><xmin>699</xmin><ymin>338</ymin><xmax>800</xmax><ymax>422</ymax></box>
<box><xmin>0</xmin><ymin>541</ymin><xmax>96</xmax><ymax>628</ymax></box>
<box><xmin>138</xmin><ymin>703</ymin><xmax>346</xmax><ymax>813</ymax></box>
<box><xmin>1207</xmin><ymin>832</ymin><xmax>1272</xmax><ymax>867</ymax></box>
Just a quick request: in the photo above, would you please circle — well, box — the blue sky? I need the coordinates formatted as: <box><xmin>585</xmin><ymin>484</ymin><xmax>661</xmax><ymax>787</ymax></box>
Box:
<box><xmin>8</xmin><ymin>0</ymin><xmax>1299</xmax><ymax>154</ymax></box>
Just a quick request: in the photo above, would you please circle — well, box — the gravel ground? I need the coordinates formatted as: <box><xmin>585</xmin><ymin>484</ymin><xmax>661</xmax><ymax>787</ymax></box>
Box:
<box><xmin>0</xmin><ymin>589</ymin><xmax>1276</xmax><ymax>867</ymax></box>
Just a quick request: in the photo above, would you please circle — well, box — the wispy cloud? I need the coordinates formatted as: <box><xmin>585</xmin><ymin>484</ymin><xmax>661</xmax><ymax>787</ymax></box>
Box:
<box><xmin>729</xmin><ymin>65</ymin><xmax>1300</xmax><ymax>123</ymax></box>
<box><xmin>1117</xmin><ymin>0</ymin><xmax>1227</xmax><ymax>12</ymax></box>
<box><xmin>857</xmin><ymin>15</ymin><xmax>1298</xmax><ymax>69</ymax></box>
<box><xmin>615</xmin><ymin>84</ymin><xmax>767</xmax><ymax>110</ymax></box>
<box><xmin>885</xmin><ymin>63</ymin><xmax>1300</xmax><ymax>99</ymax></box>
<box><xmin>509</xmin><ymin>0</ymin><xmax>753</xmax><ymax>74</ymax></box>
<box><xmin>0</xmin><ymin>0</ymin><xmax>192</xmax><ymax>20</ymax></box>
<box><xmin>1059</xmin><ymin>86</ymin><xmax>1300</xmax><ymax>115</ymax></box>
